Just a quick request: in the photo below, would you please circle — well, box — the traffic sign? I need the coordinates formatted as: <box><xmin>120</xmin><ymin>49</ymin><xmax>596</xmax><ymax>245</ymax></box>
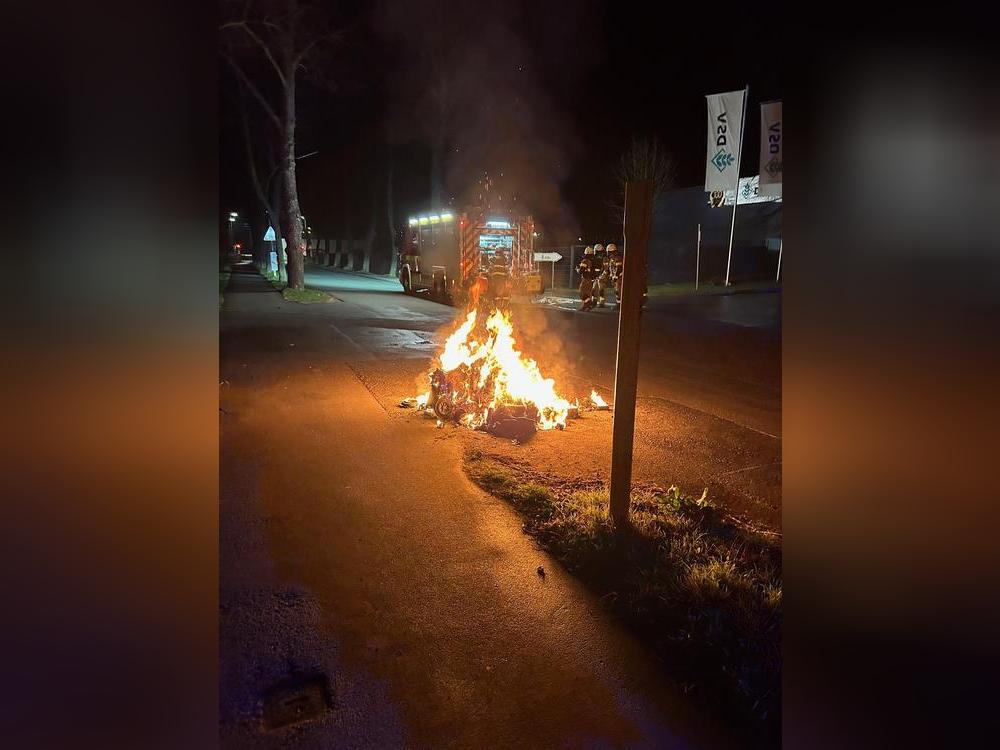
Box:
<box><xmin>263</xmin><ymin>225</ymin><xmax>276</xmax><ymax>242</ymax></box>
<box><xmin>534</xmin><ymin>252</ymin><xmax>562</xmax><ymax>262</ymax></box>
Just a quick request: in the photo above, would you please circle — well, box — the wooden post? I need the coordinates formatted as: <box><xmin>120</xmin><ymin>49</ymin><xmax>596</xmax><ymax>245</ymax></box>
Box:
<box><xmin>609</xmin><ymin>180</ymin><xmax>654</xmax><ymax>529</ymax></box>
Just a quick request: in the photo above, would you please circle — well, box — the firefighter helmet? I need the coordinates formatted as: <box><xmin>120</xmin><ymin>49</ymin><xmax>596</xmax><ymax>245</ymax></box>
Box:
<box><xmin>584</xmin><ymin>245</ymin><xmax>595</xmax><ymax>255</ymax></box>
<box><xmin>607</xmin><ymin>243</ymin><xmax>618</xmax><ymax>255</ymax></box>
<box><xmin>593</xmin><ymin>243</ymin><xmax>604</xmax><ymax>255</ymax></box>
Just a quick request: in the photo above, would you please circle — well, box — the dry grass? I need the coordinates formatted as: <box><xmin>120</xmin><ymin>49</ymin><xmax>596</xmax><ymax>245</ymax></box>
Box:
<box><xmin>465</xmin><ymin>450</ymin><xmax>781</xmax><ymax>746</ymax></box>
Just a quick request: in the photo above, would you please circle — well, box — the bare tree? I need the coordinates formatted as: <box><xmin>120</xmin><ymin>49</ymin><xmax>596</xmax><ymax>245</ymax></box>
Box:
<box><xmin>609</xmin><ymin>136</ymin><xmax>677</xmax><ymax>225</ymax></box>
<box><xmin>221</xmin><ymin>0</ymin><xmax>339</xmax><ymax>289</ymax></box>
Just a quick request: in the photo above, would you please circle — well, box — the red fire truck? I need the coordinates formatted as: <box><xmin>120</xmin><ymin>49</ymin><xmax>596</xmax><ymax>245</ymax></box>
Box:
<box><xmin>398</xmin><ymin>206</ymin><xmax>543</xmax><ymax>305</ymax></box>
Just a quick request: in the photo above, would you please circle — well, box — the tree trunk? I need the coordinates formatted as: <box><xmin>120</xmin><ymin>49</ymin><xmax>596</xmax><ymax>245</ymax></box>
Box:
<box><xmin>386</xmin><ymin>157</ymin><xmax>397</xmax><ymax>278</ymax></box>
<box><xmin>283</xmin><ymin>62</ymin><xmax>305</xmax><ymax>290</ymax></box>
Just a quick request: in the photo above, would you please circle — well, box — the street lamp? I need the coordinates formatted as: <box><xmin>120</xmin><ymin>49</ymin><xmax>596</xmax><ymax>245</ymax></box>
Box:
<box><xmin>228</xmin><ymin>211</ymin><xmax>238</xmax><ymax>250</ymax></box>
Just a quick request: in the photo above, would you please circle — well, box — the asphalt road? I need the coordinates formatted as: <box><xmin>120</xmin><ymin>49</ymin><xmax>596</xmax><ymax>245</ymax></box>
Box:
<box><xmin>219</xmin><ymin>263</ymin><xmax>780</xmax><ymax>747</ymax></box>
<box><xmin>302</xmin><ymin>264</ymin><xmax>780</xmax><ymax>436</ymax></box>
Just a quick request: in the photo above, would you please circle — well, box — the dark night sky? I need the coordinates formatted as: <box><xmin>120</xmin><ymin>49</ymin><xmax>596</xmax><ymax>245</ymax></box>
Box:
<box><xmin>220</xmin><ymin>1</ymin><xmax>780</xmax><ymax>247</ymax></box>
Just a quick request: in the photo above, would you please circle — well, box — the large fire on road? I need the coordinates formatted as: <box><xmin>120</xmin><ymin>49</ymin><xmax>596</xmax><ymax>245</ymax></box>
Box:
<box><xmin>413</xmin><ymin>307</ymin><xmax>575</xmax><ymax>432</ymax></box>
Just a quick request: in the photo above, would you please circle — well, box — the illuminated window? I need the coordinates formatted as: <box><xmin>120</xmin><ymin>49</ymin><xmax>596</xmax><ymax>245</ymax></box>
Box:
<box><xmin>479</xmin><ymin>233</ymin><xmax>514</xmax><ymax>250</ymax></box>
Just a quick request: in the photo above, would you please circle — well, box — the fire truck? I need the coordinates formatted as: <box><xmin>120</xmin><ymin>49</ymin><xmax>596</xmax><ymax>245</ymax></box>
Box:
<box><xmin>398</xmin><ymin>206</ymin><xmax>543</xmax><ymax>305</ymax></box>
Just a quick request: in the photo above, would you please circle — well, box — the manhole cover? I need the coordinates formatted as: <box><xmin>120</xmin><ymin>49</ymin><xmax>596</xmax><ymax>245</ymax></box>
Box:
<box><xmin>260</xmin><ymin>673</ymin><xmax>332</xmax><ymax>731</ymax></box>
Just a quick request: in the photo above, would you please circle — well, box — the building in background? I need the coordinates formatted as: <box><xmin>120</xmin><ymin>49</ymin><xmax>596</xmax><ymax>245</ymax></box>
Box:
<box><xmin>648</xmin><ymin>178</ymin><xmax>781</xmax><ymax>284</ymax></box>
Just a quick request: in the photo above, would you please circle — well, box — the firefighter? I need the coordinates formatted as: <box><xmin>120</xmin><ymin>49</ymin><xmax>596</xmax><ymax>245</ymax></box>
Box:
<box><xmin>576</xmin><ymin>245</ymin><xmax>598</xmax><ymax>311</ymax></box>
<box><xmin>606</xmin><ymin>243</ymin><xmax>623</xmax><ymax>307</ymax></box>
<box><xmin>488</xmin><ymin>246</ymin><xmax>512</xmax><ymax>305</ymax></box>
<box><xmin>592</xmin><ymin>243</ymin><xmax>607</xmax><ymax>307</ymax></box>
<box><xmin>605</xmin><ymin>243</ymin><xmax>648</xmax><ymax>310</ymax></box>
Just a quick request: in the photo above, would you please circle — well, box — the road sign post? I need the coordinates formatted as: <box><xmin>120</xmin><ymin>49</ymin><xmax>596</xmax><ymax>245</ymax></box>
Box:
<box><xmin>533</xmin><ymin>252</ymin><xmax>562</xmax><ymax>292</ymax></box>
<box><xmin>609</xmin><ymin>180</ymin><xmax>653</xmax><ymax>530</ymax></box>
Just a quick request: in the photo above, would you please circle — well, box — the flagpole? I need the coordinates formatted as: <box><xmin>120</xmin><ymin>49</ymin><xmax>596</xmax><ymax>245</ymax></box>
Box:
<box><xmin>724</xmin><ymin>85</ymin><xmax>749</xmax><ymax>287</ymax></box>
<box><xmin>695</xmin><ymin>223</ymin><xmax>701</xmax><ymax>290</ymax></box>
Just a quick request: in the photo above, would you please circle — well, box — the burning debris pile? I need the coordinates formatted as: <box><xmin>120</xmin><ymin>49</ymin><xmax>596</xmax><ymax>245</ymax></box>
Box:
<box><xmin>400</xmin><ymin>307</ymin><xmax>608</xmax><ymax>438</ymax></box>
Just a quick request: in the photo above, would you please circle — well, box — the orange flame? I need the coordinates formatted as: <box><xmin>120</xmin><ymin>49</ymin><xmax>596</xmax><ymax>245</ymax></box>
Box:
<box><xmin>590</xmin><ymin>390</ymin><xmax>608</xmax><ymax>408</ymax></box>
<box><xmin>420</xmin><ymin>308</ymin><xmax>572</xmax><ymax>430</ymax></box>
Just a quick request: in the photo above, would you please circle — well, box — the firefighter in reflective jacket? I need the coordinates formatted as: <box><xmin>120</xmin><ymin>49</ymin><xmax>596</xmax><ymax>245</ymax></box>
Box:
<box><xmin>576</xmin><ymin>246</ymin><xmax>598</xmax><ymax>310</ymax></box>
<box><xmin>592</xmin><ymin>244</ymin><xmax>608</xmax><ymax>307</ymax></box>
<box><xmin>606</xmin><ymin>243</ymin><xmax>623</xmax><ymax>307</ymax></box>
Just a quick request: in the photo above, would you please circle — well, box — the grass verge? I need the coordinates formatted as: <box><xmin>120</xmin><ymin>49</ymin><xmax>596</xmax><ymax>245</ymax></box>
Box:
<box><xmin>645</xmin><ymin>280</ymin><xmax>779</xmax><ymax>297</ymax></box>
<box><xmin>465</xmin><ymin>449</ymin><xmax>781</xmax><ymax>745</ymax></box>
<box><xmin>262</xmin><ymin>269</ymin><xmax>284</xmax><ymax>289</ymax></box>
<box><xmin>281</xmin><ymin>287</ymin><xmax>331</xmax><ymax>304</ymax></box>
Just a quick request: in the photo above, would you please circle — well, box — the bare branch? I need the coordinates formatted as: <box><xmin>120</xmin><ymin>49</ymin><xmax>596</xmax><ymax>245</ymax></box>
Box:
<box><xmin>237</xmin><ymin>83</ymin><xmax>274</xmax><ymax>215</ymax></box>
<box><xmin>220</xmin><ymin>52</ymin><xmax>282</xmax><ymax>130</ymax></box>
<box><xmin>614</xmin><ymin>136</ymin><xmax>676</xmax><ymax>202</ymax></box>
<box><xmin>221</xmin><ymin>20</ymin><xmax>287</xmax><ymax>87</ymax></box>
<box><xmin>294</xmin><ymin>29</ymin><xmax>342</xmax><ymax>66</ymax></box>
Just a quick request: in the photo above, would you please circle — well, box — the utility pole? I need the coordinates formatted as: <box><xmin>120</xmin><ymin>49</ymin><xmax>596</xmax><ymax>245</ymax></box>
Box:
<box><xmin>609</xmin><ymin>180</ymin><xmax>654</xmax><ymax>529</ymax></box>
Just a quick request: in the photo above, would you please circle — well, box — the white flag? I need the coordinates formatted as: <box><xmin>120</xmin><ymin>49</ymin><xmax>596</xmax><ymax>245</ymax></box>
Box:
<box><xmin>759</xmin><ymin>101</ymin><xmax>782</xmax><ymax>197</ymax></box>
<box><xmin>705</xmin><ymin>89</ymin><xmax>746</xmax><ymax>193</ymax></box>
